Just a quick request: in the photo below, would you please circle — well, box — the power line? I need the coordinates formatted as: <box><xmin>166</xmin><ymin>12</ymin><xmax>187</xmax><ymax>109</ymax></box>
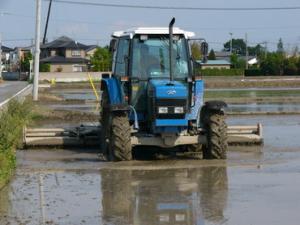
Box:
<box><xmin>2</xmin><ymin>38</ymin><xmax>33</xmax><ymax>42</ymax></box>
<box><xmin>0</xmin><ymin>12</ymin><xmax>33</xmax><ymax>18</ymax></box>
<box><xmin>45</xmin><ymin>0</ymin><xmax>300</xmax><ymax>11</ymax></box>
<box><xmin>3</xmin><ymin>11</ymin><xmax>300</xmax><ymax>31</ymax></box>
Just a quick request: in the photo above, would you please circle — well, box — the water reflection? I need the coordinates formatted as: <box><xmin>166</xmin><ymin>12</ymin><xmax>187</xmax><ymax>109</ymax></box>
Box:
<box><xmin>0</xmin><ymin>166</ymin><xmax>228</xmax><ymax>225</ymax></box>
<box><xmin>228</xmin><ymin>103</ymin><xmax>300</xmax><ymax>113</ymax></box>
<box><xmin>101</xmin><ymin>166</ymin><xmax>228</xmax><ymax>225</ymax></box>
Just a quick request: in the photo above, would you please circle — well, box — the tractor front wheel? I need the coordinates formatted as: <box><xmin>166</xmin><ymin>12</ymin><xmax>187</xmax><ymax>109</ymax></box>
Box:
<box><xmin>186</xmin><ymin>144</ymin><xmax>203</xmax><ymax>159</ymax></box>
<box><xmin>108</xmin><ymin>113</ymin><xmax>132</xmax><ymax>161</ymax></box>
<box><xmin>203</xmin><ymin>111</ymin><xmax>228</xmax><ymax>159</ymax></box>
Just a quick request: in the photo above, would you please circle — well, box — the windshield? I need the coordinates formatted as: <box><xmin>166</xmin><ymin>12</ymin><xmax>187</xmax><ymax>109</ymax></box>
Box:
<box><xmin>131</xmin><ymin>35</ymin><xmax>189</xmax><ymax>79</ymax></box>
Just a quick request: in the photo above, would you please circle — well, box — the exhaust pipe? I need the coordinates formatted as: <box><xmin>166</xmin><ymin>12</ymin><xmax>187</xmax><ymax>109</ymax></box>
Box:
<box><xmin>169</xmin><ymin>17</ymin><xmax>175</xmax><ymax>83</ymax></box>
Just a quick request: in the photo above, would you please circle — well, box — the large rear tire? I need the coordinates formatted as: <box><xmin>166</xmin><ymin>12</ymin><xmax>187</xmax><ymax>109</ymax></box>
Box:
<box><xmin>203</xmin><ymin>111</ymin><xmax>228</xmax><ymax>159</ymax></box>
<box><xmin>108</xmin><ymin>113</ymin><xmax>132</xmax><ymax>161</ymax></box>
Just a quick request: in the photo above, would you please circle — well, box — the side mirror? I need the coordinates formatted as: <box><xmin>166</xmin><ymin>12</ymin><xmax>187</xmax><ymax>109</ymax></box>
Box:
<box><xmin>109</xmin><ymin>39</ymin><xmax>117</xmax><ymax>52</ymax></box>
<box><xmin>201</xmin><ymin>42</ymin><xmax>208</xmax><ymax>63</ymax></box>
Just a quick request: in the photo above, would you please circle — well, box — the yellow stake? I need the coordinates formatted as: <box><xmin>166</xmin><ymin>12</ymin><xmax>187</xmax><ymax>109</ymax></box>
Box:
<box><xmin>51</xmin><ymin>78</ymin><xmax>56</xmax><ymax>85</ymax></box>
<box><xmin>88</xmin><ymin>73</ymin><xmax>99</xmax><ymax>101</ymax></box>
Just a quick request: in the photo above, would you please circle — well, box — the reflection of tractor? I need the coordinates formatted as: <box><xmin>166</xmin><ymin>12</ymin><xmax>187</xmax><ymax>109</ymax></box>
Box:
<box><xmin>100</xmin><ymin>17</ymin><xmax>228</xmax><ymax>161</ymax></box>
<box><xmin>101</xmin><ymin>167</ymin><xmax>228</xmax><ymax>225</ymax></box>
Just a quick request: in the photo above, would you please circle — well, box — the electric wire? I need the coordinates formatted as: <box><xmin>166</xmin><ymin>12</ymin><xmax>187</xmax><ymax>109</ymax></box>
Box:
<box><xmin>45</xmin><ymin>0</ymin><xmax>300</xmax><ymax>11</ymax></box>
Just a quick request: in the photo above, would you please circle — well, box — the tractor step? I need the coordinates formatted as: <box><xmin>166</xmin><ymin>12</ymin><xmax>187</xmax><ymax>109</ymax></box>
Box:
<box><xmin>23</xmin><ymin>124</ymin><xmax>263</xmax><ymax>147</ymax></box>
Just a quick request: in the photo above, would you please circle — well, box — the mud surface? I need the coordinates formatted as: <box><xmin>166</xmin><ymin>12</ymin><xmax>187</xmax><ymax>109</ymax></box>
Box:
<box><xmin>1</xmin><ymin>115</ymin><xmax>300</xmax><ymax>225</ymax></box>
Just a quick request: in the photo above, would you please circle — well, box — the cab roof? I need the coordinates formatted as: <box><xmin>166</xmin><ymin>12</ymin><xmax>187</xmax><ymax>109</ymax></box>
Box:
<box><xmin>112</xmin><ymin>27</ymin><xmax>195</xmax><ymax>39</ymax></box>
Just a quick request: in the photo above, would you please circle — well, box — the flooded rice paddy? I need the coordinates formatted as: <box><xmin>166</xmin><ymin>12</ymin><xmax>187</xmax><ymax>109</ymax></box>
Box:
<box><xmin>40</xmin><ymin>86</ymin><xmax>300</xmax><ymax>115</ymax></box>
<box><xmin>0</xmin><ymin>85</ymin><xmax>300</xmax><ymax>225</ymax></box>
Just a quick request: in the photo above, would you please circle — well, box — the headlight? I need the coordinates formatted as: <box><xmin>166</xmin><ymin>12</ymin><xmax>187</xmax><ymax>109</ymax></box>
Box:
<box><xmin>174</xmin><ymin>107</ymin><xmax>184</xmax><ymax>114</ymax></box>
<box><xmin>158</xmin><ymin>107</ymin><xmax>168</xmax><ymax>114</ymax></box>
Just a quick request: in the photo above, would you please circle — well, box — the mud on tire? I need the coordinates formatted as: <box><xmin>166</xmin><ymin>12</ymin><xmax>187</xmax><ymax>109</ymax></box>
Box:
<box><xmin>203</xmin><ymin>111</ymin><xmax>228</xmax><ymax>159</ymax></box>
<box><xmin>109</xmin><ymin>113</ymin><xmax>132</xmax><ymax>161</ymax></box>
<box><xmin>187</xmin><ymin>144</ymin><xmax>203</xmax><ymax>159</ymax></box>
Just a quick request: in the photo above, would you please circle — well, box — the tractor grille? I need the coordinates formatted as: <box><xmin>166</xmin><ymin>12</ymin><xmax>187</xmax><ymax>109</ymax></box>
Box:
<box><xmin>155</xmin><ymin>98</ymin><xmax>187</xmax><ymax>119</ymax></box>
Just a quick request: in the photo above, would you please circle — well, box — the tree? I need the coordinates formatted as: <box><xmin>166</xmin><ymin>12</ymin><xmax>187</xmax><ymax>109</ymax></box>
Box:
<box><xmin>90</xmin><ymin>46</ymin><xmax>112</xmax><ymax>71</ymax></box>
<box><xmin>208</xmin><ymin>49</ymin><xmax>216</xmax><ymax>60</ymax></box>
<box><xmin>260</xmin><ymin>52</ymin><xmax>285</xmax><ymax>75</ymax></box>
<box><xmin>224</xmin><ymin>39</ymin><xmax>246</xmax><ymax>55</ymax></box>
<box><xmin>284</xmin><ymin>57</ymin><xmax>298</xmax><ymax>75</ymax></box>
<box><xmin>291</xmin><ymin>46</ymin><xmax>299</xmax><ymax>57</ymax></box>
<box><xmin>230</xmin><ymin>53</ymin><xmax>246</xmax><ymax>69</ymax></box>
<box><xmin>248</xmin><ymin>44</ymin><xmax>264</xmax><ymax>56</ymax></box>
<box><xmin>190</xmin><ymin>41</ymin><xmax>202</xmax><ymax>60</ymax></box>
<box><xmin>20</xmin><ymin>52</ymin><xmax>32</xmax><ymax>72</ymax></box>
<box><xmin>277</xmin><ymin>38</ymin><xmax>284</xmax><ymax>54</ymax></box>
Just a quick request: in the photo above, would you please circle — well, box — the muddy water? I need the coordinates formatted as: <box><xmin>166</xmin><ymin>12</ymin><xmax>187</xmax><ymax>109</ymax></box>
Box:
<box><xmin>43</xmin><ymin>87</ymin><xmax>300</xmax><ymax>114</ymax></box>
<box><xmin>228</xmin><ymin>103</ymin><xmax>300</xmax><ymax>113</ymax></box>
<box><xmin>1</xmin><ymin>115</ymin><xmax>300</xmax><ymax>225</ymax></box>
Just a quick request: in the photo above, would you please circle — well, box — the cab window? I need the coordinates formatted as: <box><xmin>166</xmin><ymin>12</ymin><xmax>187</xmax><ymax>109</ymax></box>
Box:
<box><xmin>115</xmin><ymin>38</ymin><xmax>130</xmax><ymax>76</ymax></box>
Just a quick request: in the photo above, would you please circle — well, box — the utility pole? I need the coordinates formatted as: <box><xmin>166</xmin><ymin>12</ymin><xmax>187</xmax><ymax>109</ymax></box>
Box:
<box><xmin>229</xmin><ymin>32</ymin><xmax>233</xmax><ymax>54</ymax></box>
<box><xmin>0</xmin><ymin>33</ymin><xmax>2</xmax><ymax>79</ymax></box>
<box><xmin>33</xmin><ymin>0</ymin><xmax>41</xmax><ymax>101</ymax></box>
<box><xmin>43</xmin><ymin>0</ymin><xmax>53</xmax><ymax>44</ymax></box>
<box><xmin>264</xmin><ymin>41</ymin><xmax>268</xmax><ymax>58</ymax></box>
<box><xmin>245</xmin><ymin>33</ymin><xmax>249</xmax><ymax>70</ymax></box>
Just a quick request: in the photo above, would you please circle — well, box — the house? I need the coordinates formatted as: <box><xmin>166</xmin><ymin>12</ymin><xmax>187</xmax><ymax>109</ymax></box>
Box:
<box><xmin>7</xmin><ymin>46</ymin><xmax>33</xmax><ymax>72</ymax></box>
<box><xmin>1</xmin><ymin>45</ymin><xmax>13</xmax><ymax>71</ymax></box>
<box><xmin>85</xmin><ymin>45</ymin><xmax>98</xmax><ymax>60</ymax></box>
<box><xmin>1</xmin><ymin>45</ymin><xmax>16</xmax><ymax>71</ymax></box>
<box><xmin>214</xmin><ymin>51</ymin><xmax>232</xmax><ymax>61</ymax></box>
<box><xmin>1</xmin><ymin>45</ymin><xmax>13</xmax><ymax>60</ymax></box>
<box><xmin>197</xmin><ymin>60</ymin><xmax>231</xmax><ymax>69</ymax></box>
<box><xmin>40</xmin><ymin>36</ymin><xmax>98</xmax><ymax>72</ymax></box>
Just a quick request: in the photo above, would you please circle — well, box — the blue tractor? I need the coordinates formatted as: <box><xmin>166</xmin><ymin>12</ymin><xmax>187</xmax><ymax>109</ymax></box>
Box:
<box><xmin>100</xmin><ymin>18</ymin><xmax>228</xmax><ymax>161</ymax></box>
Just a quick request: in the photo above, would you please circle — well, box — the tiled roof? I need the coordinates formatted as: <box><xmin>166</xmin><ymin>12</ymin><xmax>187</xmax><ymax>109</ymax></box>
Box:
<box><xmin>1</xmin><ymin>45</ymin><xmax>13</xmax><ymax>52</ymax></box>
<box><xmin>85</xmin><ymin>45</ymin><xmax>98</xmax><ymax>52</ymax></box>
<box><xmin>41</xmin><ymin>36</ymin><xmax>88</xmax><ymax>50</ymax></box>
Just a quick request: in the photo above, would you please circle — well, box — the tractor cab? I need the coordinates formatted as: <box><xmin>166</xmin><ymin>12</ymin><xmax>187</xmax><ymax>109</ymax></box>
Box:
<box><xmin>110</xmin><ymin>25</ymin><xmax>202</xmax><ymax>133</ymax></box>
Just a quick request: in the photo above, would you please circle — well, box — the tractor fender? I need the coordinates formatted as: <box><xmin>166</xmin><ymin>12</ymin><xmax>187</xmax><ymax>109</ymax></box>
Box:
<box><xmin>203</xmin><ymin>100</ymin><xmax>227</xmax><ymax>111</ymax></box>
<box><xmin>101</xmin><ymin>78</ymin><xmax>128</xmax><ymax>112</ymax></box>
<box><xmin>198</xmin><ymin>101</ymin><xmax>227</xmax><ymax>126</ymax></box>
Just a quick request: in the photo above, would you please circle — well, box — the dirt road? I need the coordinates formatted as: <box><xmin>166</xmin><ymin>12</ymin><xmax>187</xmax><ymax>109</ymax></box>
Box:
<box><xmin>1</xmin><ymin>115</ymin><xmax>300</xmax><ymax>225</ymax></box>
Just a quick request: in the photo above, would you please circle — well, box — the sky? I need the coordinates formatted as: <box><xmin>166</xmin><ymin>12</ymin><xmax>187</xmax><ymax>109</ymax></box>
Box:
<box><xmin>1</xmin><ymin>0</ymin><xmax>300</xmax><ymax>52</ymax></box>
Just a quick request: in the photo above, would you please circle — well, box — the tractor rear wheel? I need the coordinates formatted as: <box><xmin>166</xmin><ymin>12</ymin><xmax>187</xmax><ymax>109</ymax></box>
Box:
<box><xmin>203</xmin><ymin>111</ymin><xmax>228</xmax><ymax>159</ymax></box>
<box><xmin>108</xmin><ymin>113</ymin><xmax>132</xmax><ymax>161</ymax></box>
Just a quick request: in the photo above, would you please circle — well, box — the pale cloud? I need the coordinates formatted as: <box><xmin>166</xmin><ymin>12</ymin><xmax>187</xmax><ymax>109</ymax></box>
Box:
<box><xmin>55</xmin><ymin>23</ymin><xmax>89</xmax><ymax>40</ymax></box>
<box><xmin>110</xmin><ymin>20</ymin><xmax>149</xmax><ymax>30</ymax></box>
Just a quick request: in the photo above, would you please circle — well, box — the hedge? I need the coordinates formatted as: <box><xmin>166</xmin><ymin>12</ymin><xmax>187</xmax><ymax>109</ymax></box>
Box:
<box><xmin>40</xmin><ymin>63</ymin><xmax>50</xmax><ymax>72</ymax></box>
<box><xmin>245</xmin><ymin>69</ymin><xmax>264</xmax><ymax>76</ymax></box>
<box><xmin>0</xmin><ymin>100</ymin><xmax>33</xmax><ymax>189</ymax></box>
<box><xmin>199</xmin><ymin>68</ymin><xmax>244</xmax><ymax>76</ymax></box>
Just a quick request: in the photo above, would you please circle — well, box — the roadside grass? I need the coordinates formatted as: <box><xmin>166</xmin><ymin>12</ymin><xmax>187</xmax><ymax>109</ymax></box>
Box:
<box><xmin>0</xmin><ymin>100</ymin><xmax>33</xmax><ymax>189</ymax></box>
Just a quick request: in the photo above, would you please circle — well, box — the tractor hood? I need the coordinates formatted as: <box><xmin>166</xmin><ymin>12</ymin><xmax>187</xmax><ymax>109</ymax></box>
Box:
<box><xmin>149</xmin><ymin>80</ymin><xmax>188</xmax><ymax>99</ymax></box>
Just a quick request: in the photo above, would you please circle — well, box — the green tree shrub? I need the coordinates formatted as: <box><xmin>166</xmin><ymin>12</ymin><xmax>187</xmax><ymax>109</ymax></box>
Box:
<box><xmin>40</xmin><ymin>63</ymin><xmax>50</xmax><ymax>72</ymax></box>
<box><xmin>0</xmin><ymin>100</ymin><xmax>33</xmax><ymax>189</ymax></box>
<box><xmin>20</xmin><ymin>52</ymin><xmax>33</xmax><ymax>72</ymax></box>
<box><xmin>90</xmin><ymin>47</ymin><xmax>112</xmax><ymax>71</ymax></box>
<box><xmin>208</xmin><ymin>49</ymin><xmax>216</xmax><ymax>60</ymax></box>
